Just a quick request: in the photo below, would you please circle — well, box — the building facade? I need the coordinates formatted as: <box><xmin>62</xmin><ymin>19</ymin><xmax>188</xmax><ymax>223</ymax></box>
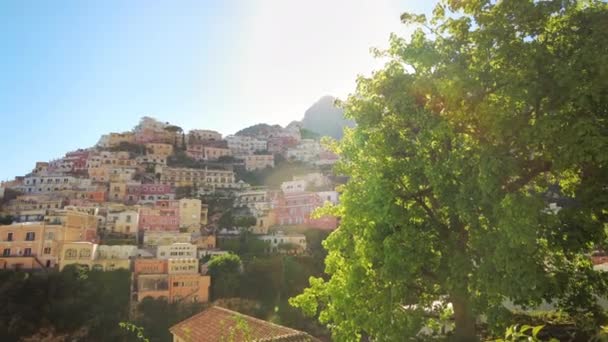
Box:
<box><xmin>244</xmin><ymin>154</ymin><xmax>274</xmax><ymax>171</ymax></box>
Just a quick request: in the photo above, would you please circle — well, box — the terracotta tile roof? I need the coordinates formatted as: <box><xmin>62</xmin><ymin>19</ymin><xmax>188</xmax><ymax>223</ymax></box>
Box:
<box><xmin>170</xmin><ymin>306</ymin><xmax>319</xmax><ymax>342</ymax></box>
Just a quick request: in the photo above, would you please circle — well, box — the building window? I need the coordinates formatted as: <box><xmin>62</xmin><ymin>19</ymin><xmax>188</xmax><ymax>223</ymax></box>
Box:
<box><xmin>43</xmin><ymin>247</ymin><xmax>51</xmax><ymax>254</ymax></box>
<box><xmin>25</xmin><ymin>232</ymin><xmax>36</xmax><ymax>241</ymax></box>
<box><xmin>24</xmin><ymin>248</ymin><xmax>32</xmax><ymax>256</ymax></box>
<box><xmin>7</xmin><ymin>232</ymin><xmax>13</xmax><ymax>241</ymax></box>
<box><xmin>65</xmin><ymin>249</ymin><xmax>77</xmax><ymax>260</ymax></box>
<box><xmin>2</xmin><ymin>248</ymin><xmax>10</xmax><ymax>256</ymax></box>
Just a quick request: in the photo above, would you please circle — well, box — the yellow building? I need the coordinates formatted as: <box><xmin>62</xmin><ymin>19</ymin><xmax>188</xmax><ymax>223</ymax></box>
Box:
<box><xmin>244</xmin><ymin>154</ymin><xmax>274</xmax><ymax>171</ymax></box>
<box><xmin>179</xmin><ymin>199</ymin><xmax>201</xmax><ymax>233</ymax></box>
<box><xmin>3</xmin><ymin>195</ymin><xmax>63</xmax><ymax>216</ymax></box>
<box><xmin>88</xmin><ymin>167</ymin><xmax>110</xmax><ymax>182</ymax></box>
<box><xmin>107</xmin><ymin>132</ymin><xmax>135</xmax><ymax>147</ymax></box>
<box><xmin>108</xmin><ymin>168</ymin><xmax>137</xmax><ymax>182</ymax></box>
<box><xmin>109</xmin><ymin>182</ymin><xmax>127</xmax><ymax>202</ymax></box>
<box><xmin>252</xmin><ymin>211</ymin><xmax>276</xmax><ymax>235</ymax></box>
<box><xmin>106</xmin><ymin>207</ymin><xmax>139</xmax><ymax>235</ymax></box>
<box><xmin>201</xmin><ymin>204</ymin><xmax>208</xmax><ymax>226</ymax></box>
<box><xmin>167</xmin><ymin>258</ymin><xmax>198</xmax><ymax>274</ymax></box>
<box><xmin>0</xmin><ymin>213</ymin><xmax>96</xmax><ymax>270</ymax></box>
<box><xmin>159</xmin><ymin>167</ymin><xmax>235</xmax><ymax>188</ymax></box>
<box><xmin>58</xmin><ymin>242</ymin><xmax>132</xmax><ymax>271</ymax></box>
<box><xmin>44</xmin><ymin>209</ymin><xmax>99</xmax><ymax>242</ymax></box>
<box><xmin>192</xmin><ymin>234</ymin><xmax>216</xmax><ymax>249</ymax></box>
<box><xmin>146</xmin><ymin>143</ymin><xmax>174</xmax><ymax>157</ymax></box>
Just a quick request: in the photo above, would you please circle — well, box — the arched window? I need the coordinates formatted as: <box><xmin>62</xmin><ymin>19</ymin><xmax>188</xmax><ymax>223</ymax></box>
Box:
<box><xmin>65</xmin><ymin>248</ymin><xmax>77</xmax><ymax>260</ymax></box>
<box><xmin>79</xmin><ymin>249</ymin><xmax>91</xmax><ymax>258</ymax></box>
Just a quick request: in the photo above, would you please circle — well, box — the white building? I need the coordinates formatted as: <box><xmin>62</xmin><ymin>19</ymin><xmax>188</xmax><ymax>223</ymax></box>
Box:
<box><xmin>293</xmin><ymin>172</ymin><xmax>331</xmax><ymax>189</ymax></box>
<box><xmin>286</xmin><ymin>139</ymin><xmax>322</xmax><ymax>163</ymax></box>
<box><xmin>225</xmin><ymin>135</ymin><xmax>268</xmax><ymax>156</ymax></box>
<box><xmin>20</xmin><ymin>175</ymin><xmax>85</xmax><ymax>194</ymax></box>
<box><xmin>157</xmin><ymin>243</ymin><xmax>197</xmax><ymax>259</ymax></box>
<box><xmin>281</xmin><ymin>180</ymin><xmax>307</xmax><ymax>193</ymax></box>
<box><xmin>134</xmin><ymin>116</ymin><xmax>169</xmax><ymax>132</ymax></box>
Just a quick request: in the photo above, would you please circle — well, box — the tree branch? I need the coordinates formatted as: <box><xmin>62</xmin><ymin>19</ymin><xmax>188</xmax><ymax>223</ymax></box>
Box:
<box><xmin>396</xmin><ymin>187</ymin><xmax>433</xmax><ymax>202</ymax></box>
<box><xmin>503</xmin><ymin>160</ymin><xmax>552</xmax><ymax>192</ymax></box>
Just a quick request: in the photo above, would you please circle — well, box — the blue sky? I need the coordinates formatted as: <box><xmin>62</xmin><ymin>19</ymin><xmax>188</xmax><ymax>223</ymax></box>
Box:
<box><xmin>0</xmin><ymin>0</ymin><xmax>435</xmax><ymax>180</ymax></box>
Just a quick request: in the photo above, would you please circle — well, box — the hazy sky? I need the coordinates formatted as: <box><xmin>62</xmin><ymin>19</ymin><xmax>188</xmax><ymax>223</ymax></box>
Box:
<box><xmin>0</xmin><ymin>0</ymin><xmax>436</xmax><ymax>180</ymax></box>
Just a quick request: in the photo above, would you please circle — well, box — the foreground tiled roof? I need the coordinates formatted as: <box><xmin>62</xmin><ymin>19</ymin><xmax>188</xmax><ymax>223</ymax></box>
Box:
<box><xmin>170</xmin><ymin>306</ymin><xmax>319</xmax><ymax>342</ymax></box>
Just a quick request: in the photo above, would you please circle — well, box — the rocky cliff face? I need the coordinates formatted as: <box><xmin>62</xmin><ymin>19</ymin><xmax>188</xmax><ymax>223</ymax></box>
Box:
<box><xmin>301</xmin><ymin>96</ymin><xmax>354</xmax><ymax>139</ymax></box>
<box><xmin>235</xmin><ymin>95</ymin><xmax>354</xmax><ymax>140</ymax></box>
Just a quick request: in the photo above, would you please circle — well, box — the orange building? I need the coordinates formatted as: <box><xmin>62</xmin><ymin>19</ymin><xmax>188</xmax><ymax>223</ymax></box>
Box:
<box><xmin>192</xmin><ymin>234</ymin><xmax>216</xmax><ymax>250</ymax></box>
<box><xmin>134</xmin><ymin>257</ymin><xmax>210</xmax><ymax>303</ymax></box>
<box><xmin>136</xmin><ymin>273</ymin><xmax>210</xmax><ymax>303</ymax></box>
<box><xmin>134</xmin><ymin>258</ymin><xmax>168</xmax><ymax>275</ymax></box>
<box><xmin>85</xmin><ymin>190</ymin><xmax>107</xmax><ymax>203</ymax></box>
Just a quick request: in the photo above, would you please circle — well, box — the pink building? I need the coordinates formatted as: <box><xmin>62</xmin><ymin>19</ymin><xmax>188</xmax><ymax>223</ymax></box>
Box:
<box><xmin>48</xmin><ymin>150</ymin><xmax>91</xmax><ymax>174</ymax></box>
<box><xmin>138</xmin><ymin>205</ymin><xmax>179</xmax><ymax>232</ymax></box>
<box><xmin>127</xmin><ymin>184</ymin><xmax>174</xmax><ymax>204</ymax></box>
<box><xmin>316</xmin><ymin>150</ymin><xmax>340</xmax><ymax>165</ymax></box>
<box><xmin>273</xmin><ymin>192</ymin><xmax>338</xmax><ymax>229</ymax></box>
<box><xmin>186</xmin><ymin>145</ymin><xmax>231</xmax><ymax>161</ymax></box>
<box><xmin>65</xmin><ymin>150</ymin><xmax>90</xmax><ymax>172</ymax></box>
<box><xmin>267</xmin><ymin>136</ymin><xmax>299</xmax><ymax>155</ymax></box>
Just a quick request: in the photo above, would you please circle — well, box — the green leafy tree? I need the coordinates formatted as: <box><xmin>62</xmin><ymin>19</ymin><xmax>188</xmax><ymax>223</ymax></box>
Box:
<box><xmin>218</xmin><ymin>210</ymin><xmax>235</xmax><ymax>228</ymax></box>
<box><xmin>0</xmin><ymin>215</ymin><xmax>14</xmax><ymax>225</ymax></box>
<box><xmin>291</xmin><ymin>1</ymin><xmax>608</xmax><ymax>341</ymax></box>
<box><xmin>218</xmin><ymin>155</ymin><xmax>237</xmax><ymax>163</ymax></box>
<box><xmin>0</xmin><ymin>268</ymin><xmax>131</xmax><ymax>341</ymax></box>
<box><xmin>299</xmin><ymin>128</ymin><xmax>322</xmax><ymax>140</ymax></box>
<box><xmin>135</xmin><ymin>297</ymin><xmax>204</xmax><ymax>342</ymax></box>
<box><xmin>240</xmin><ymin>257</ymin><xmax>284</xmax><ymax>306</ymax></box>
<box><xmin>219</xmin><ymin>231</ymin><xmax>269</xmax><ymax>258</ymax></box>
<box><xmin>207</xmin><ymin>254</ymin><xmax>243</xmax><ymax>299</ymax></box>
<box><xmin>234</xmin><ymin>216</ymin><xmax>257</xmax><ymax>228</ymax></box>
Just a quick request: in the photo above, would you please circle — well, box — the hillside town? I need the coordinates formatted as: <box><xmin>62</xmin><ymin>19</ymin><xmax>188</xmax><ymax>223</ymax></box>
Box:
<box><xmin>3</xmin><ymin>0</ymin><xmax>608</xmax><ymax>340</ymax></box>
<box><xmin>0</xmin><ymin>116</ymin><xmax>343</xmax><ymax>339</ymax></box>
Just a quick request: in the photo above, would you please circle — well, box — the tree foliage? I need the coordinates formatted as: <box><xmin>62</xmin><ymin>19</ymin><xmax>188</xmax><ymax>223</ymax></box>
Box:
<box><xmin>0</xmin><ymin>267</ymin><xmax>131</xmax><ymax>341</ymax></box>
<box><xmin>134</xmin><ymin>298</ymin><xmax>204</xmax><ymax>342</ymax></box>
<box><xmin>207</xmin><ymin>254</ymin><xmax>243</xmax><ymax>299</ymax></box>
<box><xmin>219</xmin><ymin>232</ymin><xmax>269</xmax><ymax>259</ymax></box>
<box><xmin>291</xmin><ymin>1</ymin><xmax>608</xmax><ymax>341</ymax></box>
<box><xmin>234</xmin><ymin>215</ymin><xmax>257</xmax><ymax>228</ymax></box>
<box><xmin>109</xmin><ymin>141</ymin><xmax>146</xmax><ymax>156</ymax></box>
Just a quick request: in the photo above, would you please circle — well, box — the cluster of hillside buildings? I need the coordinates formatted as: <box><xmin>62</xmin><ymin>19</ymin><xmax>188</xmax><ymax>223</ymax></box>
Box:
<box><xmin>0</xmin><ymin>117</ymin><xmax>342</xmax><ymax>306</ymax></box>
